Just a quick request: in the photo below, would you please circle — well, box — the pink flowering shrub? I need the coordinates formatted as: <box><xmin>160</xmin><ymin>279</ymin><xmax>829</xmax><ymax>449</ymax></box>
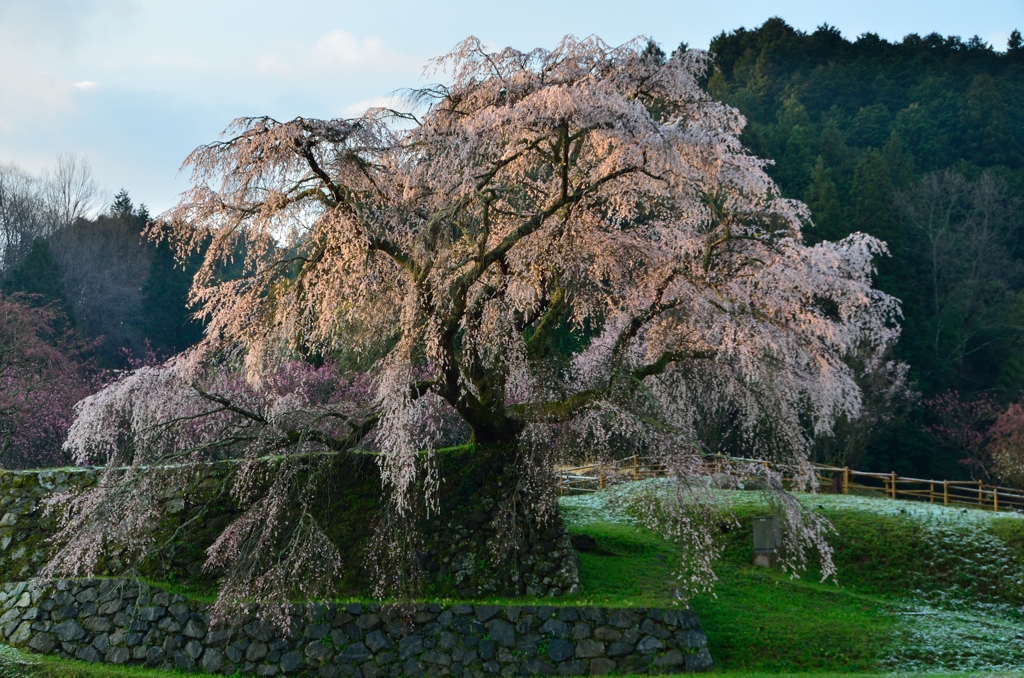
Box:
<box><xmin>925</xmin><ymin>389</ymin><xmax>1000</xmax><ymax>480</ymax></box>
<box><xmin>0</xmin><ymin>295</ymin><xmax>97</xmax><ymax>469</ymax></box>
<box><xmin>985</xmin><ymin>403</ymin><xmax>1024</xmax><ymax>487</ymax></box>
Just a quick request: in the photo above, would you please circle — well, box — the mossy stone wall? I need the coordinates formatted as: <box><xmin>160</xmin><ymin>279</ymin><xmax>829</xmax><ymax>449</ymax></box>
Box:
<box><xmin>0</xmin><ymin>448</ymin><xmax>579</xmax><ymax>599</ymax></box>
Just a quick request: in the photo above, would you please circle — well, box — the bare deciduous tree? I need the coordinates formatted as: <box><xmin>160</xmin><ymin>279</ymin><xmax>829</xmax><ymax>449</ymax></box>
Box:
<box><xmin>41</xmin><ymin>152</ymin><xmax>99</xmax><ymax>230</ymax></box>
<box><xmin>0</xmin><ymin>154</ymin><xmax>101</xmax><ymax>278</ymax></box>
<box><xmin>897</xmin><ymin>170</ymin><xmax>1021</xmax><ymax>379</ymax></box>
<box><xmin>0</xmin><ymin>163</ymin><xmax>45</xmax><ymax>274</ymax></box>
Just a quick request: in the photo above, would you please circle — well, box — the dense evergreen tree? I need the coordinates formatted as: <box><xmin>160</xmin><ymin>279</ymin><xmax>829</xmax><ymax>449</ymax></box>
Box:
<box><xmin>107</xmin><ymin>188</ymin><xmax>150</xmax><ymax>226</ymax></box>
<box><xmin>804</xmin><ymin>157</ymin><xmax>842</xmax><ymax>241</ymax></box>
<box><xmin>3</xmin><ymin>237</ymin><xmax>73</xmax><ymax>328</ymax></box>
<box><xmin>5</xmin><ymin>238</ymin><xmax>68</xmax><ymax>306</ymax></box>
<box><xmin>139</xmin><ymin>226</ymin><xmax>204</xmax><ymax>355</ymax></box>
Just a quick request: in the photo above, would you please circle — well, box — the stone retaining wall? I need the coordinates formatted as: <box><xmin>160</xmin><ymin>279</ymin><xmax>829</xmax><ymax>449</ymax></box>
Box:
<box><xmin>0</xmin><ymin>579</ymin><xmax>713</xmax><ymax>676</ymax></box>
<box><xmin>0</xmin><ymin>468</ymin><xmax>94</xmax><ymax>581</ymax></box>
<box><xmin>0</xmin><ymin>449</ymin><xmax>580</xmax><ymax>599</ymax></box>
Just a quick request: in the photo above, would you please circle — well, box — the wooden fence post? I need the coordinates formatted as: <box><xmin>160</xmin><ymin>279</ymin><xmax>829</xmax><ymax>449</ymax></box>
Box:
<box><xmin>994</xmin><ymin>486</ymin><xmax>999</xmax><ymax>512</ymax></box>
<box><xmin>890</xmin><ymin>472</ymin><xmax>897</xmax><ymax>499</ymax></box>
<box><xmin>843</xmin><ymin>467</ymin><xmax>849</xmax><ymax>494</ymax></box>
<box><xmin>978</xmin><ymin>479</ymin><xmax>983</xmax><ymax>507</ymax></box>
<box><xmin>633</xmin><ymin>455</ymin><xmax>639</xmax><ymax>481</ymax></box>
<box><xmin>943</xmin><ymin>480</ymin><xmax>949</xmax><ymax>506</ymax></box>
<box><xmin>929</xmin><ymin>482</ymin><xmax>935</xmax><ymax>504</ymax></box>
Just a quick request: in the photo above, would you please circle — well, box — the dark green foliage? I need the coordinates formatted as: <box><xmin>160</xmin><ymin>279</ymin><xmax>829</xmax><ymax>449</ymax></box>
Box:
<box><xmin>3</xmin><ymin>238</ymin><xmax>74</xmax><ymax>330</ymax></box>
<box><xmin>4</xmin><ymin>238</ymin><xmax>70</xmax><ymax>311</ymax></box>
<box><xmin>705</xmin><ymin>19</ymin><xmax>1024</xmax><ymax>477</ymax></box>
<box><xmin>804</xmin><ymin>157</ymin><xmax>841</xmax><ymax>242</ymax></box>
<box><xmin>108</xmin><ymin>188</ymin><xmax>150</xmax><ymax>226</ymax></box>
<box><xmin>138</xmin><ymin>229</ymin><xmax>204</xmax><ymax>355</ymax></box>
<box><xmin>709</xmin><ymin>19</ymin><xmax>1024</xmax><ymax>190</ymax></box>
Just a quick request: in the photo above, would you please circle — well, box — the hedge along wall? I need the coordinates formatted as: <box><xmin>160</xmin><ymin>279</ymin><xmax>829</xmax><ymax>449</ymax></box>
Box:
<box><xmin>0</xmin><ymin>447</ymin><xmax>579</xmax><ymax>598</ymax></box>
<box><xmin>0</xmin><ymin>579</ymin><xmax>713</xmax><ymax>676</ymax></box>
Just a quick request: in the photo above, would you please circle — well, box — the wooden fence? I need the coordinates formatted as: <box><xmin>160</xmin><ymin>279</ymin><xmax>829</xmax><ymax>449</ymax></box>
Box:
<box><xmin>810</xmin><ymin>463</ymin><xmax>1024</xmax><ymax>512</ymax></box>
<box><xmin>556</xmin><ymin>456</ymin><xmax>663</xmax><ymax>494</ymax></box>
<box><xmin>555</xmin><ymin>455</ymin><xmax>1024</xmax><ymax>513</ymax></box>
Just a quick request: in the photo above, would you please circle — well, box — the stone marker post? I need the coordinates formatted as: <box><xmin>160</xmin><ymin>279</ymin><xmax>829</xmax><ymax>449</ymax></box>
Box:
<box><xmin>752</xmin><ymin>516</ymin><xmax>780</xmax><ymax>568</ymax></box>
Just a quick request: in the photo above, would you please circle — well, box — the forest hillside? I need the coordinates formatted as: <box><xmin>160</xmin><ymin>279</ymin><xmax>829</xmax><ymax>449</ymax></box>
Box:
<box><xmin>703</xmin><ymin>19</ymin><xmax>1024</xmax><ymax>478</ymax></box>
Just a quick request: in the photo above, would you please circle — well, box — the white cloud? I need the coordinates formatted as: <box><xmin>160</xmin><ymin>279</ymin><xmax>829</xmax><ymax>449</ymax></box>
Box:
<box><xmin>340</xmin><ymin>94</ymin><xmax>418</xmax><ymax>118</ymax></box>
<box><xmin>256</xmin><ymin>29</ymin><xmax>422</xmax><ymax>80</ymax></box>
<box><xmin>314</xmin><ymin>31</ymin><xmax>389</xmax><ymax>67</ymax></box>
<box><xmin>0</xmin><ymin>1</ymin><xmax>132</xmax><ymax>131</ymax></box>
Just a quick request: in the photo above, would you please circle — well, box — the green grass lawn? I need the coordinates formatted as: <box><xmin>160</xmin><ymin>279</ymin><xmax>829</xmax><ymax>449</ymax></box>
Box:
<box><xmin>0</xmin><ymin>645</ymin><xmax>187</xmax><ymax>678</ymax></box>
<box><xmin>563</xmin><ymin>521</ymin><xmax>894</xmax><ymax>673</ymax></box>
<box><xmin>2</xmin><ymin>650</ymin><xmax>1020</xmax><ymax>678</ymax></box>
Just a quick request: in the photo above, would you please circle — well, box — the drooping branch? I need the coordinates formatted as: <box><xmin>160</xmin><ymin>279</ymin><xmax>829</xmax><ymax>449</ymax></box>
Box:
<box><xmin>193</xmin><ymin>385</ymin><xmax>269</xmax><ymax>424</ymax></box>
<box><xmin>193</xmin><ymin>384</ymin><xmax>380</xmax><ymax>454</ymax></box>
<box><xmin>507</xmin><ymin>348</ymin><xmax>715</xmax><ymax>425</ymax></box>
<box><xmin>526</xmin><ymin>285</ymin><xmax>568</xmax><ymax>361</ymax></box>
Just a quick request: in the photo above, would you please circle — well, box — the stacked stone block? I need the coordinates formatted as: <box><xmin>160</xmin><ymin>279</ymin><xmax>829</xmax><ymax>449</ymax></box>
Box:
<box><xmin>0</xmin><ymin>580</ymin><xmax>713</xmax><ymax>676</ymax></box>
<box><xmin>0</xmin><ymin>469</ymin><xmax>95</xmax><ymax>581</ymax></box>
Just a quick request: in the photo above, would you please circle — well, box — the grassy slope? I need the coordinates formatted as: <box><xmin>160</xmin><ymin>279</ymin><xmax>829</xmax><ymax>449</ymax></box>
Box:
<box><xmin>565</xmin><ymin>521</ymin><xmax>893</xmax><ymax>673</ymax></box>
<box><xmin>561</xmin><ymin>488</ymin><xmax>1024</xmax><ymax>674</ymax></box>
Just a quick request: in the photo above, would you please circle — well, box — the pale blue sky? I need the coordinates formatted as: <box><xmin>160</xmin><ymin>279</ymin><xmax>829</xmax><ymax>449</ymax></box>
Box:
<box><xmin>2</xmin><ymin>0</ymin><xmax>1021</xmax><ymax>213</ymax></box>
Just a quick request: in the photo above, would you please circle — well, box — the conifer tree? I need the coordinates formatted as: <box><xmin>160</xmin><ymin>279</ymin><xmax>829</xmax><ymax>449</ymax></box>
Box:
<box><xmin>1008</xmin><ymin>29</ymin><xmax>1022</xmax><ymax>59</ymax></box>
<box><xmin>804</xmin><ymin>157</ymin><xmax>843</xmax><ymax>242</ymax></box>
<box><xmin>851</xmin><ymin>149</ymin><xmax>900</xmax><ymax>249</ymax></box>
<box><xmin>109</xmin><ymin>189</ymin><xmax>134</xmax><ymax>220</ymax></box>
<box><xmin>139</xmin><ymin>227</ymin><xmax>204</xmax><ymax>355</ymax></box>
<box><xmin>882</xmin><ymin>132</ymin><xmax>915</xmax><ymax>190</ymax></box>
<box><xmin>779</xmin><ymin>125</ymin><xmax>816</xmax><ymax>195</ymax></box>
<box><xmin>4</xmin><ymin>237</ymin><xmax>73</xmax><ymax>325</ymax></box>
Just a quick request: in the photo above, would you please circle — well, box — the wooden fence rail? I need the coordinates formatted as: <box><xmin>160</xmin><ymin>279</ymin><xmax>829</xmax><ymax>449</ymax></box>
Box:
<box><xmin>555</xmin><ymin>455</ymin><xmax>1024</xmax><ymax>513</ymax></box>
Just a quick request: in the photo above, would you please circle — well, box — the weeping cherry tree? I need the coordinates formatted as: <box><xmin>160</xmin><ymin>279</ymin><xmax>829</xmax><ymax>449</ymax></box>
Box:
<box><xmin>44</xmin><ymin>36</ymin><xmax>901</xmax><ymax>616</ymax></box>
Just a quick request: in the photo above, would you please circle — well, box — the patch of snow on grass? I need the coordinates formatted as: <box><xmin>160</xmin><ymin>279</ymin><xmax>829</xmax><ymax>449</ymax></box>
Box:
<box><xmin>881</xmin><ymin>604</ymin><xmax>1024</xmax><ymax>672</ymax></box>
<box><xmin>558</xmin><ymin>489</ymin><xmax>637</xmax><ymax>527</ymax></box>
